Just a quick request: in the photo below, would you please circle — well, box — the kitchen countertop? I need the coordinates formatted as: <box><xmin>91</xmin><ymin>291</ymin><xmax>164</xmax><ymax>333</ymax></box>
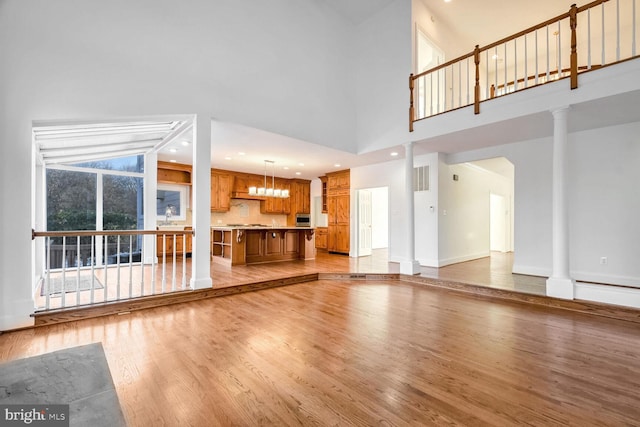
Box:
<box><xmin>211</xmin><ymin>225</ymin><xmax>314</xmax><ymax>230</ymax></box>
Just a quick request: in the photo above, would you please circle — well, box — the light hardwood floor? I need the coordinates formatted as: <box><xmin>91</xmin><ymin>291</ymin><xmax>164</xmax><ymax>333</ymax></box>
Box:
<box><xmin>211</xmin><ymin>250</ymin><xmax>546</xmax><ymax>295</ymax></box>
<box><xmin>2</xmin><ymin>275</ymin><xmax>640</xmax><ymax>426</ymax></box>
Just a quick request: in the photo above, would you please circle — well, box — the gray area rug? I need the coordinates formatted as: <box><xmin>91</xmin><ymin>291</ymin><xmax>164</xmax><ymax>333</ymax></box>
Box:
<box><xmin>41</xmin><ymin>274</ymin><xmax>104</xmax><ymax>296</ymax></box>
<box><xmin>0</xmin><ymin>343</ymin><xmax>126</xmax><ymax>426</ymax></box>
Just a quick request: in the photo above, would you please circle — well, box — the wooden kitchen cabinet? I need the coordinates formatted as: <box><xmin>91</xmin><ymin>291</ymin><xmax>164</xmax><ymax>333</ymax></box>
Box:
<box><xmin>158</xmin><ymin>161</ymin><xmax>191</xmax><ymax>185</ymax></box>
<box><xmin>285</xmin><ymin>179</ymin><xmax>311</xmax><ymax>225</ymax></box>
<box><xmin>315</xmin><ymin>227</ymin><xmax>328</xmax><ymax>250</ymax></box>
<box><xmin>320</xmin><ymin>176</ymin><xmax>328</xmax><ymax>213</ymax></box>
<box><xmin>211</xmin><ymin>171</ymin><xmax>231</xmax><ymax>212</ymax></box>
<box><xmin>289</xmin><ymin>179</ymin><xmax>310</xmax><ymax>214</ymax></box>
<box><xmin>260</xmin><ymin>178</ymin><xmax>291</xmax><ymax>214</ymax></box>
<box><xmin>326</xmin><ymin>169</ymin><xmax>350</xmax><ymax>254</ymax></box>
<box><xmin>157</xmin><ymin>231</ymin><xmax>192</xmax><ymax>260</ymax></box>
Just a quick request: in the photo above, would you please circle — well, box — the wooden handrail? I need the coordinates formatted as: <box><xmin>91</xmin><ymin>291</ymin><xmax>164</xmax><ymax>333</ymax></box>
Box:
<box><xmin>412</xmin><ymin>52</ymin><xmax>474</xmax><ymax>81</ymax></box>
<box><xmin>32</xmin><ymin>229</ymin><xmax>195</xmax><ymax>240</ymax></box>
<box><xmin>491</xmin><ymin>64</ymin><xmax>601</xmax><ymax>93</ymax></box>
<box><xmin>577</xmin><ymin>0</ymin><xmax>609</xmax><ymax>13</ymax></box>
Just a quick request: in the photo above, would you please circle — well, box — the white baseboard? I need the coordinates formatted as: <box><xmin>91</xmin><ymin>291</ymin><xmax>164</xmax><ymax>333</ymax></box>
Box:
<box><xmin>572</xmin><ymin>270</ymin><xmax>640</xmax><ymax>288</ymax></box>
<box><xmin>416</xmin><ymin>258</ymin><xmax>439</xmax><ymax>267</ymax></box>
<box><xmin>436</xmin><ymin>251</ymin><xmax>490</xmax><ymax>268</ymax></box>
<box><xmin>0</xmin><ymin>297</ymin><xmax>35</xmax><ymax>331</ymax></box>
<box><xmin>512</xmin><ymin>264</ymin><xmax>551</xmax><ymax>277</ymax></box>
<box><xmin>575</xmin><ymin>282</ymin><xmax>640</xmax><ymax>309</ymax></box>
<box><xmin>190</xmin><ymin>277</ymin><xmax>213</xmax><ymax>289</ymax></box>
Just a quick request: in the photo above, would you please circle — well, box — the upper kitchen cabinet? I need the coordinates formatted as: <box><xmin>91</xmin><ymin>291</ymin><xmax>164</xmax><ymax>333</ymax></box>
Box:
<box><xmin>289</xmin><ymin>179</ymin><xmax>311</xmax><ymax>214</ymax></box>
<box><xmin>320</xmin><ymin>176</ymin><xmax>328</xmax><ymax>213</ymax></box>
<box><xmin>260</xmin><ymin>178</ymin><xmax>291</xmax><ymax>214</ymax></box>
<box><xmin>158</xmin><ymin>161</ymin><xmax>191</xmax><ymax>185</ymax></box>
<box><xmin>285</xmin><ymin>179</ymin><xmax>311</xmax><ymax>226</ymax></box>
<box><xmin>327</xmin><ymin>171</ymin><xmax>349</xmax><ymax>193</ymax></box>
<box><xmin>211</xmin><ymin>170</ymin><xmax>232</xmax><ymax>212</ymax></box>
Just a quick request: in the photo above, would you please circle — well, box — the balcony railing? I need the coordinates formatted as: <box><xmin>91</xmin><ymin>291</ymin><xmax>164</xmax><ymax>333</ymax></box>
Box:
<box><xmin>409</xmin><ymin>0</ymin><xmax>639</xmax><ymax>130</ymax></box>
<box><xmin>31</xmin><ymin>229</ymin><xmax>194</xmax><ymax>311</ymax></box>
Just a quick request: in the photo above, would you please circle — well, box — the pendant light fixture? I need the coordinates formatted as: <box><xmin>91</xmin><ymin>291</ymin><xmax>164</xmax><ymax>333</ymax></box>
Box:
<box><xmin>248</xmin><ymin>160</ymin><xmax>290</xmax><ymax>198</ymax></box>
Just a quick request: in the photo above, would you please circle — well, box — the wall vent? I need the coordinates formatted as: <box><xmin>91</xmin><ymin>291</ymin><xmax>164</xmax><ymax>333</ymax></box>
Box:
<box><xmin>414</xmin><ymin>165</ymin><xmax>429</xmax><ymax>192</ymax></box>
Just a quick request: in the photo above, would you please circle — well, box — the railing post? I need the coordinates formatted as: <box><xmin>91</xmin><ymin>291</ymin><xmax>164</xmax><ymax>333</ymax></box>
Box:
<box><xmin>474</xmin><ymin>45</ymin><xmax>480</xmax><ymax>114</ymax></box>
<box><xmin>409</xmin><ymin>73</ymin><xmax>415</xmax><ymax>132</ymax></box>
<box><xmin>570</xmin><ymin>3</ymin><xmax>578</xmax><ymax>89</ymax></box>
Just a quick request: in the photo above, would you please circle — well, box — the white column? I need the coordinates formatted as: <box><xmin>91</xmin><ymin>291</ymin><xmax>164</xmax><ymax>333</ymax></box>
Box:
<box><xmin>400</xmin><ymin>141</ymin><xmax>421</xmax><ymax>275</ymax></box>
<box><xmin>190</xmin><ymin>113</ymin><xmax>213</xmax><ymax>289</ymax></box>
<box><xmin>143</xmin><ymin>152</ymin><xmax>158</xmax><ymax>264</ymax></box>
<box><xmin>546</xmin><ymin>106</ymin><xmax>575</xmax><ymax>299</ymax></box>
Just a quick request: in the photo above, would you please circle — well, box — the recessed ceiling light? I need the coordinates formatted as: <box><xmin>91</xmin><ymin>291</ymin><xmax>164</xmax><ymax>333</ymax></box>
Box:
<box><xmin>224</xmin><ymin>156</ymin><xmax>232</xmax><ymax>160</ymax></box>
<box><xmin>238</xmin><ymin>152</ymin><xmax>245</xmax><ymax>156</ymax></box>
<box><xmin>283</xmin><ymin>166</ymin><xmax>289</xmax><ymax>170</ymax></box>
<box><xmin>444</xmin><ymin>0</ymin><xmax>452</xmax><ymax>3</ymax></box>
<box><xmin>295</xmin><ymin>172</ymin><xmax>301</xmax><ymax>175</ymax></box>
<box><xmin>334</xmin><ymin>163</ymin><xmax>341</xmax><ymax>167</ymax></box>
<box><xmin>390</xmin><ymin>152</ymin><xmax>399</xmax><ymax>157</ymax></box>
<box><xmin>181</xmin><ymin>141</ymin><xmax>190</xmax><ymax>146</ymax></box>
<box><xmin>169</xmin><ymin>148</ymin><xmax>178</xmax><ymax>153</ymax></box>
<box><xmin>298</xmin><ymin>163</ymin><xmax>304</xmax><ymax>166</ymax></box>
<box><xmin>169</xmin><ymin>159</ymin><xmax>177</xmax><ymax>163</ymax></box>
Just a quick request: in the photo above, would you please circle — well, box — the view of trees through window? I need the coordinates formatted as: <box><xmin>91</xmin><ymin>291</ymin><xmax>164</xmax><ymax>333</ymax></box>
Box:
<box><xmin>45</xmin><ymin>156</ymin><xmax>144</xmax><ymax>268</ymax></box>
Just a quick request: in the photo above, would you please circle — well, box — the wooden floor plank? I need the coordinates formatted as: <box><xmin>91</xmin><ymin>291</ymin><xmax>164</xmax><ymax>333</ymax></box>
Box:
<box><xmin>3</xmin><ymin>278</ymin><xmax>640</xmax><ymax>426</ymax></box>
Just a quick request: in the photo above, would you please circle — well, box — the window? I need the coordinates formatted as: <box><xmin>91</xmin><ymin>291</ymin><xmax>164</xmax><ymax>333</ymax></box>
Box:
<box><xmin>157</xmin><ymin>184</ymin><xmax>189</xmax><ymax>222</ymax></box>
<box><xmin>45</xmin><ymin>156</ymin><xmax>145</xmax><ymax>268</ymax></box>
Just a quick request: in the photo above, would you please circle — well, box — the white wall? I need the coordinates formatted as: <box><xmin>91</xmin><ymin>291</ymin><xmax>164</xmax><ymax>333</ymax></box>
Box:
<box><xmin>411</xmin><ymin>0</ymin><xmax>472</xmax><ymax>69</ymax></box>
<box><xmin>354</xmin><ymin>0</ymin><xmax>413</xmax><ymax>154</ymax></box>
<box><xmin>568</xmin><ymin>122</ymin><xmax>640</xmax><ymax>286</ymax></box>
<box><xmin>0</xmin><ymin>0</ymin><xmax>358</xmax><ymax>330</ymax></box>
<box><xmin>413</xmin><ymin>153</ymin><xmax>440</xmax><ymax>266</ymax></box>
<box><xmin>438</xmin><ymin>162</ymin><xmax>514</xmax><ymax>266</ymax></box>
<box><xmin>370</xmin><ymin>187</ymin><xmax>389</xmax><ymax>249</ymax></box>
<box><xmin>448</xmin><ymin>137</ymin><xmax>553</xmax><ymax>276</ymax></box>
<box><xmin>447</xmin><ymin>120</ymin><xmax>640</xmax><ymax>288</ymax></box>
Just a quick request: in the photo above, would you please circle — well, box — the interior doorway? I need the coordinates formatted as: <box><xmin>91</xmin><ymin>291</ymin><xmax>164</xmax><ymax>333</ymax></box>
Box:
<box><xmin>490</xmin><ymin>193</ymin><xmax>508</xmax><ymax>252</ymax></box>
<box><xmin>355</xmin><ymin>187</ymin><xmax>389</xmax><ymax>258</ymax></box>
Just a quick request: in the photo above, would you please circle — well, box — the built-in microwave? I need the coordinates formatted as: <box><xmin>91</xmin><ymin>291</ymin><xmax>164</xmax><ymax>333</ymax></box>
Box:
<box><xmin>295</xmin><ymin>213</ymin><xmax>311</xmax><ymax>227</ymax></box>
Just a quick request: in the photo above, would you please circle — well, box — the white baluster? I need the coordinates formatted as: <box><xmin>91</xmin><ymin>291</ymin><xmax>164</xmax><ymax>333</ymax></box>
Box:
<box><xmin>116</xmin><ymin>235</ymin><xmax>121</xmax><ymax>300</ymax></box>
<box><xmin>633</xmin><ymin>0</ymin><xmax>637</xmax><ymax>57</ymax></box>
<box><xmin>90</xmin><ymin>235</ymin><xmax>95</xmax><ymax>304</ymax></box>
<box><xmin>587</xmin><ymin>8</ymin><xmax>591</xmax><ymax>70</ymax></box>
<box><xmin>162</xmin><ymin>234</ymin><xmax>167</xmax><ymax>293</ymax></box>
<box><xmin>616</xmin><ymin>0</ymin><xmax>621</xmax><ymax>61</ymax></box>
<box><xmin>61</xmin><ymin>236</ymin><xmax>66</xmax><ymax>308</ymax></box>
<box><xmin>602</xmin><ymin>3</ymin><xmax>606</xmax><ymax>65</ymax></box>
<box><xmin>45</xmin><ymin>237</ymin><xmax>51</xmax><ymax>310</ymax></box>
<box><xmin>172</xmin><ymin>233</ymin><xmax>177</xmax><ymax>292</ymax></box>
<box><xmin>129</xmin><ymin>234</ymin><xmax>133</xmax><ymax>298</ymax></box>
<box><xmin>535</xmin><ymin>30</ymin><xmax>540</xmax><ymax>86</ymax></box>
<box><xmin>182</xmin><ymin>233</ymin><xmax>187</xmax><ymax>289</ymax></box>
<box><xmin>103</xmin><ymin>235</ymin><xmax>108</xmax><ymax>302</ymax></box>
<box><xmin>75</xmin><ymin>236</ymin><xmax>81</xmax><ymax>306</ymax></box>
<box><xmin>547</xmin><ymin>25</ymin><xmax>551</xmax><ymax>80</ymax></box>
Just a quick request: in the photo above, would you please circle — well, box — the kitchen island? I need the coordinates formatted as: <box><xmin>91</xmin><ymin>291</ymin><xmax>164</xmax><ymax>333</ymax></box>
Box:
<box><xmin>211</xmin><ymin>225</ymin><xmax>315</xmax><ymax>265</ymax></box>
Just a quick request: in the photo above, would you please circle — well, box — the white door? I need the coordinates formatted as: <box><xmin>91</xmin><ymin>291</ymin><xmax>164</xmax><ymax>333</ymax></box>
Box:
<box><xmin>490</xmin><ymin>193</ymin><xmax>507</xmax><ymax>252</ymax></box>
<box><xmin>358</xmin><ymin>190</ymin><xmax>372</xmax><ymax>257</ymax></box>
